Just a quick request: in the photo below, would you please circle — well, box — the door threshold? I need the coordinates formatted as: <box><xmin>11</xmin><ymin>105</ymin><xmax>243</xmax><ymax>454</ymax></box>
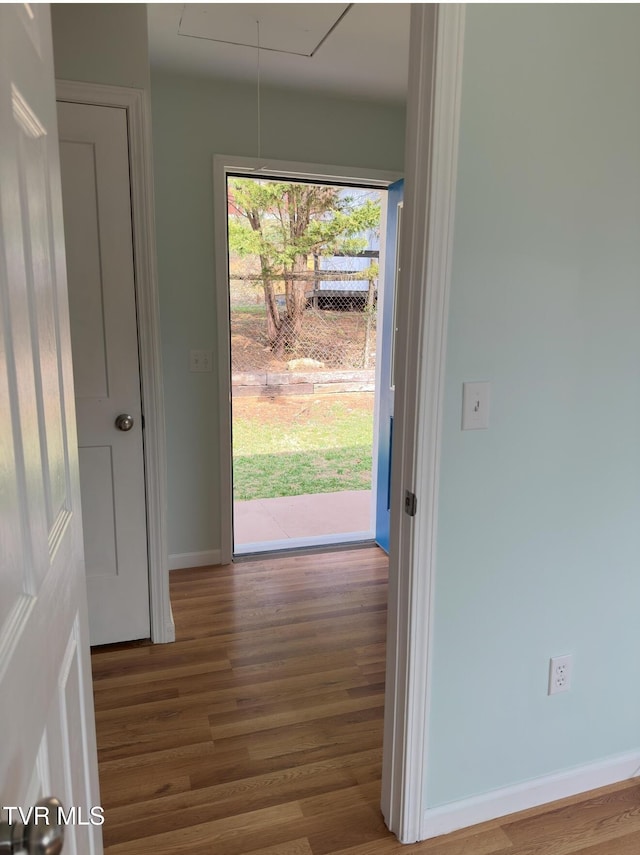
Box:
<box><xmin>233</xmin><ymin>531</ymin><xmax>376</xmax><ymax>561</ymax></box>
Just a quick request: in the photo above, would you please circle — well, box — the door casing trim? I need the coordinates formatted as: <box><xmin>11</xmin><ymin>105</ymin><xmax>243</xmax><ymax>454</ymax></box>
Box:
<box><xmin>380</xmin><ymin>4</ymin><xmax>465</xmax><ymax>842</ymax></box>
<box><xmin>56</xmin><ymin>79</ymin><xmax>174</xmax><ymax>644</ymax></box>
<box><xmin>213</xmin><ymin>155</ymin><xmax>401</xmax><ymax>564</ymax></box>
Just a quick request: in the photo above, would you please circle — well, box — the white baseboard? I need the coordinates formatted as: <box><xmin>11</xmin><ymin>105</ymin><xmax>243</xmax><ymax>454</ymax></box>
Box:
<box><xmin>168</xmin><ymin>549</ymin><xmax>222</xmax><ymax>570</ymax></box>
<box><xmin>422</xmin><ymin>750</ymin><xmax>640</xmax><ymax>840</ymax></box>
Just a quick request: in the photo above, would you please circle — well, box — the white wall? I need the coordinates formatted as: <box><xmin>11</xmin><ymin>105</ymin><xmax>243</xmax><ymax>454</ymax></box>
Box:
<box><xmin>51</xmin><ymin>4</ymin><xmax>150</xmax><ymax>90</ymax></box>
<box><xmin>425</xmin><ymin>3</ymin><xmax>640</xmax><ymax>810</ymax></box>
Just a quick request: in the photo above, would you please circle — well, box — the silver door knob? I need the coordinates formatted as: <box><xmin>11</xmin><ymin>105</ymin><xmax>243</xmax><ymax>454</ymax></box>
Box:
<box><xmin>115</xmin><ymin>413</ymin><xmax>134</xmax><ymax>431</ymax></box>
<box><xmin>0</xmin><ymin>797</ymin><xmax>65</xmax><ymax>854</ymax></box>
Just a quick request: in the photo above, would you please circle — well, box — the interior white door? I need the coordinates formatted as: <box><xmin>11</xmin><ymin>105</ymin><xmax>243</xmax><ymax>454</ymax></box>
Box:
<box><xmin>0</xmin><ymin>4</ymin><xmax>102</xmax><ymax>852</ymax></box>
<box><xmin>57</xmin><ymin>100</ymin><xmax>150</xmax><ymax>646</ymax></box>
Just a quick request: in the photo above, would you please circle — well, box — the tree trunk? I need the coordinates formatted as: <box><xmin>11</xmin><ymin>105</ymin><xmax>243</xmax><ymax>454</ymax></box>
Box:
<box><xmin>259</xmin><ymin>255</ymin><xmax>281</xmax><ymax>347</ymax></box>
<box><xmin>246</xmin><ymin>212</ymin><xmax>283</xmax><ymax>350</ymax></box>
<box><xmin>273</xmin><ymin>256</ymin><xmax>307</xmax><ymax>356</ymax></box>
<box><xmin>289</xmin><ymin>257</ymin><xmax>308</xmax><ymax>342</ymax></box>
<box><xmin>263</xmin><ymin>281</ymin><xmax>279</xmax><ymax>346</ymax></box>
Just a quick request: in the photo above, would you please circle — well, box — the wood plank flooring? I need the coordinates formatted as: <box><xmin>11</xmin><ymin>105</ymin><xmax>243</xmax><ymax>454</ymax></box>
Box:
<box><xmin>91</xmin><ymin>547</ymin><xmax>640</xmax><ymax>854</ymax></box>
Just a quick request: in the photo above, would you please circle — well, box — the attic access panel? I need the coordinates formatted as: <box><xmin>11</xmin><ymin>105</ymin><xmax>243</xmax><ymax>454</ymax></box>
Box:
<box><xmin>178</xmin><ymin>3</ymin><xmax>351</xmax><ymax>57</ymax></box>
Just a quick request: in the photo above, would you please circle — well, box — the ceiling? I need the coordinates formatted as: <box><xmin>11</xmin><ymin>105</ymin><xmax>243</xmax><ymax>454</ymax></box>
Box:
<box><xmin>147</xmin><ymin>4</ymin><xmax>410</xmax><ymax>103</ymax></box>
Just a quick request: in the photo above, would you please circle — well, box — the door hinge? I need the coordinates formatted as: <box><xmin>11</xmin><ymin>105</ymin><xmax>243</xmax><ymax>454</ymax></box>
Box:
<box><xmin>141</xmin><ymin>413</ymin><xmax>145</xmax><ymax>430</ymax></box>
<box><xmin>404</xmin><ymin>490</ymin><xmax>417</xmax><ymax>517</ymax></box>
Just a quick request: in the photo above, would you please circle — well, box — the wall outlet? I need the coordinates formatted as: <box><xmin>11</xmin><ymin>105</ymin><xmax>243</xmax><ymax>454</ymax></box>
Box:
<box><xmin>548</xmin><ymin>654</ymin><xmax>572</xmax><ymax>695</ymax></box>
<box><xmin>190</xmin><ymin>349</ymin><xmax>213</xmax><ymax>372</ymax></box>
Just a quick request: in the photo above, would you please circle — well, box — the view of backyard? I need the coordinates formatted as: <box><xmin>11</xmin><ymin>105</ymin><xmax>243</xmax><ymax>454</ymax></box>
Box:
<box><xmin>231</xmin><ymin>304</ymin><xmax>377</xmax><ymax>373</ymax></box>
<box><xmin>232</xmin><ymin>392</ymin><xmax>374</xmax><ymax>501</ymax></box>
<box><xmin>228</xmin><ymin>176</ymin><xmax>382</xmax><ymax>545</ymax></box>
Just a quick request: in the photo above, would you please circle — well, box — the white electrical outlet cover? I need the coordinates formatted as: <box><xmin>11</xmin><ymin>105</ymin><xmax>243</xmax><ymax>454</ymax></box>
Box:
<box><xmin>548</xmin><ymin>654</ymin><xmax>572</xmax><ymax>695</ymax></box>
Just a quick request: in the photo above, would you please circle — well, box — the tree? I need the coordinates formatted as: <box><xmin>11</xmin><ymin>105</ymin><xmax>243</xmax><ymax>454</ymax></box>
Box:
<box><xmin>228</xmin><ymin>178</ymin><xmax>380</xmax><ymax>356</ymax></box>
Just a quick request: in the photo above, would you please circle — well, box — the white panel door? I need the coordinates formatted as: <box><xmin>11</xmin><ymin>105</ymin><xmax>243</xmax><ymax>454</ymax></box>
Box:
<box><xmin>0</xmin><ymin>4</ymin><xmax>102</xmax><ymax>853</ymax></box>
<box><xmin>58</xmin><ymin>101</ymin><xmax>150</xmax><ymax>646</ymax></box>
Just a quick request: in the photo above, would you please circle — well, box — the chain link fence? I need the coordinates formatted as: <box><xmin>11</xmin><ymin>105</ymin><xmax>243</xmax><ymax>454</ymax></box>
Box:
<box><xmin>229</xmin><ymin>253</ymin><xmax>379</xmax><ymax>373</ymax></box>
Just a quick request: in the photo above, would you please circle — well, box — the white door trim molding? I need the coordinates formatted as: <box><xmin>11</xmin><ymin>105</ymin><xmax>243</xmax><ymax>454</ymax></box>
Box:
<box><xmin>213</xmin><ymin>155</ymin><xmax>401</xmax><ymax>565</ymax></box>
<box><xmin>56</xmin><ymin>80</ymin><xmax>175</xmax><ymax>644</ymax></box>
<box><xmin>381</xmin><ymin>4</ymin><xmax>465</xmax><ymax>843</ymax></box>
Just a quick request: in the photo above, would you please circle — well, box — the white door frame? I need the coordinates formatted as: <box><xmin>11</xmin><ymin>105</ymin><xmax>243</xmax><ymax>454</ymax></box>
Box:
<box><xmin>213</xmin><ymin>155</ymin><xmax>401</xmax><ymax>564</ymax></box>
<box><xmin>56</xmin><ymin>80</ymin><xmax>175</xmax><ymax>644</ymax></box>
<box><xmin>381</xmin><ymin>5</ymin><xmax>465</xmax><ymax>843</ymax></box>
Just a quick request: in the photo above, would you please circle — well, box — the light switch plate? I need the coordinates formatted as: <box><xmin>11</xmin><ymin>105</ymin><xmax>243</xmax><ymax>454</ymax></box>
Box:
<box><xmin>190</xmin><ymin>349</ymin><xmax>213</xmax><ymax>372</ymax></box>
<box><xmin>462</xmin><ymin>381</ymin><xmax>490</xmax><ymax>430</ymax></box>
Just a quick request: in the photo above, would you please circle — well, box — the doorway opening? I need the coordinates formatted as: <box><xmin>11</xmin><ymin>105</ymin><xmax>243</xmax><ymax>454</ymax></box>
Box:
<box><xmin>217</xmin><ymin>165</ymin><xmax>399</xmax><ymax>557</ymax></box>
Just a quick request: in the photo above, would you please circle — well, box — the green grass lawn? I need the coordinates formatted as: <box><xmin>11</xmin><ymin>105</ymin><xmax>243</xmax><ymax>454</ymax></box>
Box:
<box><xmin>232</xmin><ymin>396</ymin><xmax>373</xmax><ymax>501</ymax></box>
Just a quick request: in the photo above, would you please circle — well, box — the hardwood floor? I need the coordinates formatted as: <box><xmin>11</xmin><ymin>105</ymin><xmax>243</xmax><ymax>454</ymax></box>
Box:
<box><xmin>91</xmin><ymin>547</ymin><xmax>640</xmax><ymax>854</ymax></box>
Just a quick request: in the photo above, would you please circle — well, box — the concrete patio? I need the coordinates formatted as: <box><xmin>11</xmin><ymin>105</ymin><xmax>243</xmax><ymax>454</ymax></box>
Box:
<box><xmin>234</xmin><ymin>489</ymin><xmax>372</xmax><ymax>547</ymax></box>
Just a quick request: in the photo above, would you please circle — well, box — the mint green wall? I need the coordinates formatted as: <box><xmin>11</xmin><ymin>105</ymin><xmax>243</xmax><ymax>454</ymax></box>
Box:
<box><xmin>426</xmin><ymin>5</ymin><xmax>640</xmax><ymax>807</ymax></box>
<box><xmin>51</xmin><ymin>4</ymin><xmax>150</xmax><ymax>90</ymax></box>
<box><xmin>150</xmin><ymin>71</ymin><xmax>406</xmax><ymax>556</ymax></box>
